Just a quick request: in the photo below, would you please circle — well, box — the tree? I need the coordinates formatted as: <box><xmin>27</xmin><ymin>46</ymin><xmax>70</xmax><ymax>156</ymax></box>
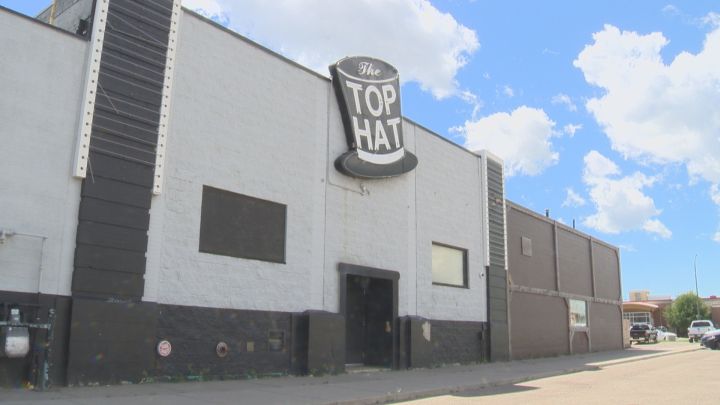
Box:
<box><xmin>664</xmin><ymin>292</ymin><xmax>711</xmax><ymax>336</ymax></box>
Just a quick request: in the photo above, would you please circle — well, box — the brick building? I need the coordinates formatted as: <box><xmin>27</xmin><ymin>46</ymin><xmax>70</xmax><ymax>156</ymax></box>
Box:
<box><xmin>1</xmin><ymin>0</ymin><xmax>624</xmax><ymax>387</ymax></box>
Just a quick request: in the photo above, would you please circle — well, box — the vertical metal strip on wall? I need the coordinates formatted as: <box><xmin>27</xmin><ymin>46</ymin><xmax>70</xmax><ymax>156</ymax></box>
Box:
<box><xmin>481</xmin><ymin>151</ymin><xmax>510</xmax><ymax>361</ymax></box>
<box><xmin>72</xmin><ymin>0</ymin><xmax>109</xmax><ymax>178</ymax></box>
<box><xmin>153</xmin><ymin>0</ymin><xmax>181</xmax><ymax>195</ymax></box>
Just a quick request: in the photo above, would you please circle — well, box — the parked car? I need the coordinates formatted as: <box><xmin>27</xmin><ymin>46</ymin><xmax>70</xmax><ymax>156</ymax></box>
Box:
<box><xmin>688</xmin><ymin>320</ymin><xmax>715</xmax><ymax>343</ymax></box>
<box><xmin>655</xmin><ymin>326</ymin><xmax>677</xmax><ymax>341</ymax></box>
<box><xmin>630</xmin><ymin>323</ymin><xmax>658</xmax><ymax>344</ymax></box>
<box><xmin>700</xmin><ymin>329</ymin><xmax>720</xmax><ymax>350</ymax></box>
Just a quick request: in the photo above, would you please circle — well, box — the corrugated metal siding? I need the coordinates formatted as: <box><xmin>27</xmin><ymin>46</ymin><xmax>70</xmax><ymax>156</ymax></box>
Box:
<box><xmin>72</xmin><ymin>0</ymin><xmax>174</xmax><ymax>300</ymax></box>
<box><xmin>487</xmin><ymin>159</ymin><xmax>506</xmax><ymax>269</ymax></box>
<box><xmin>485</xmin><ymin>155</ymin><xmax>509</xmax><ymax>361</ymax></box>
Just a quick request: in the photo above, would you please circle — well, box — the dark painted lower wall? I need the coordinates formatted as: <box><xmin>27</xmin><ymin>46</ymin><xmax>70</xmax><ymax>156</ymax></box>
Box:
<box><xmin>3</xmin><ymin>291</ymin><xmax>491</xmax><ymax>387</ymax></box>
<box><xmin>398</xmin><ymin>316</ymin><xmax>488</xmax><ymax>368</ymax></box>
<box><xmin>154</xmin><ymin>304</ymin><xmax>293</xmax><ymax>380</ymax></box>
<box><xmin>431</xmin><ymin>320</ymin><xmax>488</xmax><ymax>365</ymax></box>
<box><xmin>66</xmin><ymin>298</ymin><xmax>158</xmax><ymax>385</ymax></box>
<box><xmin>0</xmin><ymin>291</ymin><xmax>71</xmax><ymax>388</ymax></box>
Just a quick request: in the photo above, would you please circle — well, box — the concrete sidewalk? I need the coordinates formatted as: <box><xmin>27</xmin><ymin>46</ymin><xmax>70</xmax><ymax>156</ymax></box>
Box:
<box><xmin>0</xmin><ymin>343</ymin><xmax>702</xmax><ymax>405</ymax></box>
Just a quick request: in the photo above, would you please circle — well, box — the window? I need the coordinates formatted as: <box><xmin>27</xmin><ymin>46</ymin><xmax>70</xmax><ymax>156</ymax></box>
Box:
<box><xmin>199</xmin><ymin>186</ymin><xmax>286</xmax><ymax>263</ymax></box>
<box><xmin>431</xmin><ymin>243</ymin><xmax>467</xmax><ymax>287</ymax></box>
<box><xmin>570</xmin><ymin>299</ymin><xmax>587</xmax><ymax>328</ymax></box>
<box><xmin>623</xmin><ymin>312</ymin><xmax>651</xmax><ymax>325</ymax></box>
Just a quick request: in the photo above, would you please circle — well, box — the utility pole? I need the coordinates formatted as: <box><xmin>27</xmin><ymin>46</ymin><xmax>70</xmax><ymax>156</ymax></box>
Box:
<box><xmin>694</xmin><ymin>254</ymin><xmax>700</xmax><ymax>320</ymax></box>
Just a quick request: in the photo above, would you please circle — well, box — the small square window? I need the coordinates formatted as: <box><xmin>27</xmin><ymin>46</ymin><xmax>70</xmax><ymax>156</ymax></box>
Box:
<box><xmin>570</xmin><ymin>299</ymin><xmax>587</xmax><ymax>328</ymax></box>
<box><xmin>521</xmin><ymin>236</ymin><xmax>532</xmax><ymax>257</ymax></box>
<box><xmin>432</xmin><ymin>243</ymin><xmax>468</xmax><ymax>288</ymax></box>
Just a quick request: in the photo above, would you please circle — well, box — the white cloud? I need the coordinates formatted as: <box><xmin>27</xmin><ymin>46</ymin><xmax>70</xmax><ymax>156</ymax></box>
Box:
<box><xmin>562</xmin><ymin>188</ymin><xmax>586</xmax><ymax>207</ymax></box>
<box><xmin>551</xmin><ymin>93</ymin><xmax>577</xmax><ymax>112</ymax></box>
<box><xmin>643</xmin><ymin>219</ymin><xmax>672</xmax><ymax>239</ymax></box>
<box><xmin>183</xmin><ymin>0</ymin><xmax>479</xmax><ymax>100</ymax></box>
<box><xmin>182</xmin><ymin>0</ymin><xmax>229</xmax><ymax>24</ymax></box>
<box><xmin>574</xmin><ymin>25</ymin><xmax>720</xmax><ymax>187</ymax></box>
<box><xmin>711</xmin><ymin>184</ymin><xmax>720</xmax><ymax>205</ymax></box>
<box><xmin>661</xmin><ymin>4</ymin><xmax>680</xmax><ymax>15</ymax></box>
<box><xmin>584</xmin><ymin>150</ymin><xmax>620</xmax><ymax>181</ymax></box>
<box><xmin>459</xmin><ymin>106</ymin><xmax>559</xmax><ymax>176</ymax></box>
<box><xmin>563</xmin><ymin>123</ymin><xmax>582</xmax><ymax>137</ymax></box>
<box><xmin>701</xmin><ymin>12</ymin><xmax>720</xmax><ymax>28</ymax></box>
<box><xmin>582</xmin><ymin>151</ymin><xmax>671</xmax><ymax>238</ymax></box>
<box><xmin>502</xmin><ymin>85</ymin><xmax>515</xmax><ymax>97</ymax></box>
<box><xmin>458</xmin><ymin>90</ymin><xmax>483</xmax><ymax>119</ymax></box>
<box><xmin>714</xmin><ymin>231</ymin><xmax>720</xmax><ymax>243</ymax></box>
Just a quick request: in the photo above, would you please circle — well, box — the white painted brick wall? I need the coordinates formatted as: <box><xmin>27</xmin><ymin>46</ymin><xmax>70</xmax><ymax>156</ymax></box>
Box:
<box><xmin>0</xmin><ymin>11</ymin><xmax>86</xmax><ymax>296</ymax></box>
<box><xmin>415</xmin><ymin>129</ymin><xmax>486</xmax><ymax>321</ymax></box>
<box><xmin>145</xmin><ymin>11</ymin><xmax>488</xmax><ymax>321</ymax></box>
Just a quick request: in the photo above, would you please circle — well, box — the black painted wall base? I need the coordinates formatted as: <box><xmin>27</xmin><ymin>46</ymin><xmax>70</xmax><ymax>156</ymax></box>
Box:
<box><xmin>154</xmin><ymin>303</ymin><xmax>293</xmax><ymax>380</ymax></box>
<box><xmin>66</xmin><ymin>298</ymin><xmax>158</xmax><ymax>385</ymax></box>
<box><xmin>2</xmin><ymin>290</ymin><xmax>490</xmax><ymax>388</ymax></box>
<box><xmin>398</xmin><ymin>316</ymin><xmax>488</xmax><ymax>369</ymax></box>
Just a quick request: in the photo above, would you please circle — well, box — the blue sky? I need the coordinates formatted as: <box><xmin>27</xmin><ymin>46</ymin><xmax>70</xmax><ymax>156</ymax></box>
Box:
<box><xmin>3</xmin><ymin>0</ymin><xmax>719</xmax><ymax>299</ymax></box>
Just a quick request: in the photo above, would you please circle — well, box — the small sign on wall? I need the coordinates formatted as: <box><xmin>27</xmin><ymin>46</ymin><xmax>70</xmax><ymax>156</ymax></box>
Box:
<box><xmin>330</xmin><ymin>56</ymin><xmax>418</xmax><ymax>178</ymax></box>
<box><xmin>157</xmin><ymin>340</ymin><xmax>172</xmax><ymax>357</ymax></box>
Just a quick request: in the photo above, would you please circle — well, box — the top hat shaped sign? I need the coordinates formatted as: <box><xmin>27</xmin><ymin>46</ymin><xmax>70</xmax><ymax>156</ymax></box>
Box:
<box><xmin>330</xmin><ymin>56</ymin><xmax>418</xmax><ymax>178</ymax></box>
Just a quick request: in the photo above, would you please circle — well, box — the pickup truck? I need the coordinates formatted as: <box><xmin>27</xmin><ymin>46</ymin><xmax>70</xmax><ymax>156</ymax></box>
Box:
<box><xmin>630</xmin><ymin>324</ymin><xmax>658</xmax><ymax>344</ymax></box>
<box><xmin>688</xmin><ymin>320</ymin><xmax>715</xmax><ymax>343</ymax></box>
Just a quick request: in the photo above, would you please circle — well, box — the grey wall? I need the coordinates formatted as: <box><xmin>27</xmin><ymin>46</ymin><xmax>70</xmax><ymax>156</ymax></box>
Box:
<box><xmin>593</xmin><ymin>243</ymin><xmax>621</xmax><ymax>301</ymax></box>
<box><xmin>590</xmin><ymin>302</ymin><xmax>623</xmax><ymax>351</ymax></box>
<box><xmin>144</xmin><ymin>10</ymin><xmax>488</xmax><ymax>322</ymax></box>
<box><xmin>557</xmin><ymin>229</ymin><xmax>593</xmax><ymax>297</ymax></box>
<box><xmin>506</xmin><ymin>202</ymin><xmax>623</xmax><ymax>359</ymax></box>
<box><xmin>510</xmin><ymin>292</ymin><xmax>568</xmax><ymax>359</ymax></box>
<box><xmin>0</xmin><ymin>9</ymin><xmax>86</xmax><ymax>296</ymax></box>
<box><xmin>506</xmin><ymin>208</ymin><xmax>555</xmax><ymax>291</ymax></box>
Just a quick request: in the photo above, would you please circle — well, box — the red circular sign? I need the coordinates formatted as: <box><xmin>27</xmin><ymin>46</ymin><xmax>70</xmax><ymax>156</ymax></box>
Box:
<box><xmin>157</xmin><ymin>340</ymin><xmax>172</xmax><ymax>357</ymax></box>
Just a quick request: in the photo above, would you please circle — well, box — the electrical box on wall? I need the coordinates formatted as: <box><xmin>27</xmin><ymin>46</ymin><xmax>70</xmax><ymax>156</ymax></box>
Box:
<box><xmin>1</xmin><ymin>308</ymin><xmax>30</xmax><ymax>358</ymax></box>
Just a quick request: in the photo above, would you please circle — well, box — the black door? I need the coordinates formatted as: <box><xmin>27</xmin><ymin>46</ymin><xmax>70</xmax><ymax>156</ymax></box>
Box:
<box><xmin>345</xmin><ymin>275</ymin><xmax>393</xmax><ymax>367</ymax></box>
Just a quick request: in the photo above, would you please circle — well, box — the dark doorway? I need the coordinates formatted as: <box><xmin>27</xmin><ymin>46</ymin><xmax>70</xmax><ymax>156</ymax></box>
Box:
<box><xmin>345</xmin><ymin>275</ymin><xmax>394</xmax><ymax>367</ymax></box>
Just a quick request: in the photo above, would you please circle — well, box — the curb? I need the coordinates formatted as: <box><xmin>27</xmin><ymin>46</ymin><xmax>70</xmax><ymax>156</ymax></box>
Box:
<box><xmin>332</xmin><ymin>347</ymin><xmax>703</xmax><ymax>405</ymax></box>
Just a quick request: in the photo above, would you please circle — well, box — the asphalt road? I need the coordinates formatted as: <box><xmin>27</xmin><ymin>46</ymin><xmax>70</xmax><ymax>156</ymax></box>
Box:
<box><xmin>405</xmin><ymin>347</ymin><xmax>718</xmax><ymax>405</ymax></box>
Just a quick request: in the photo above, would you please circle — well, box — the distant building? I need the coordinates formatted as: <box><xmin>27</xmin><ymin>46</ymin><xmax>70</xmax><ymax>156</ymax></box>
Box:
<box><xmin>623</xmin><ymin>291</ymin><xmax>720</xmax><ymax>329</ymax></box>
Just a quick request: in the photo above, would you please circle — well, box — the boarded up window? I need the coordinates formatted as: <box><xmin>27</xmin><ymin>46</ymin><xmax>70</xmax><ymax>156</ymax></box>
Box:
<box><xmin>521</xmin><ymin>236</ymin><xmax>532</xmax><ymax>256</ymax></box>
<box><xmin>199</xmin><ymin>186</ymin><xmax>286</xmax><ymax>263</ymax></box>
<box><xmin>431</xmin><ymin>243</ymin><xmax>468</xmax><ymax>287</ymax></box>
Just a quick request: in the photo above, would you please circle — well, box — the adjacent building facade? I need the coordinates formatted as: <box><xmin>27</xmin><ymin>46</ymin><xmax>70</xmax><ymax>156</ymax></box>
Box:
<box><xmin>506</xmin><ymin>203</ymin><xmax>624</xmax><ymax>359</ymax></box>
<box><xmin>0</xmin><ymin>0</ymin><xmax>623</xmax><ymax>387</ymax></box>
